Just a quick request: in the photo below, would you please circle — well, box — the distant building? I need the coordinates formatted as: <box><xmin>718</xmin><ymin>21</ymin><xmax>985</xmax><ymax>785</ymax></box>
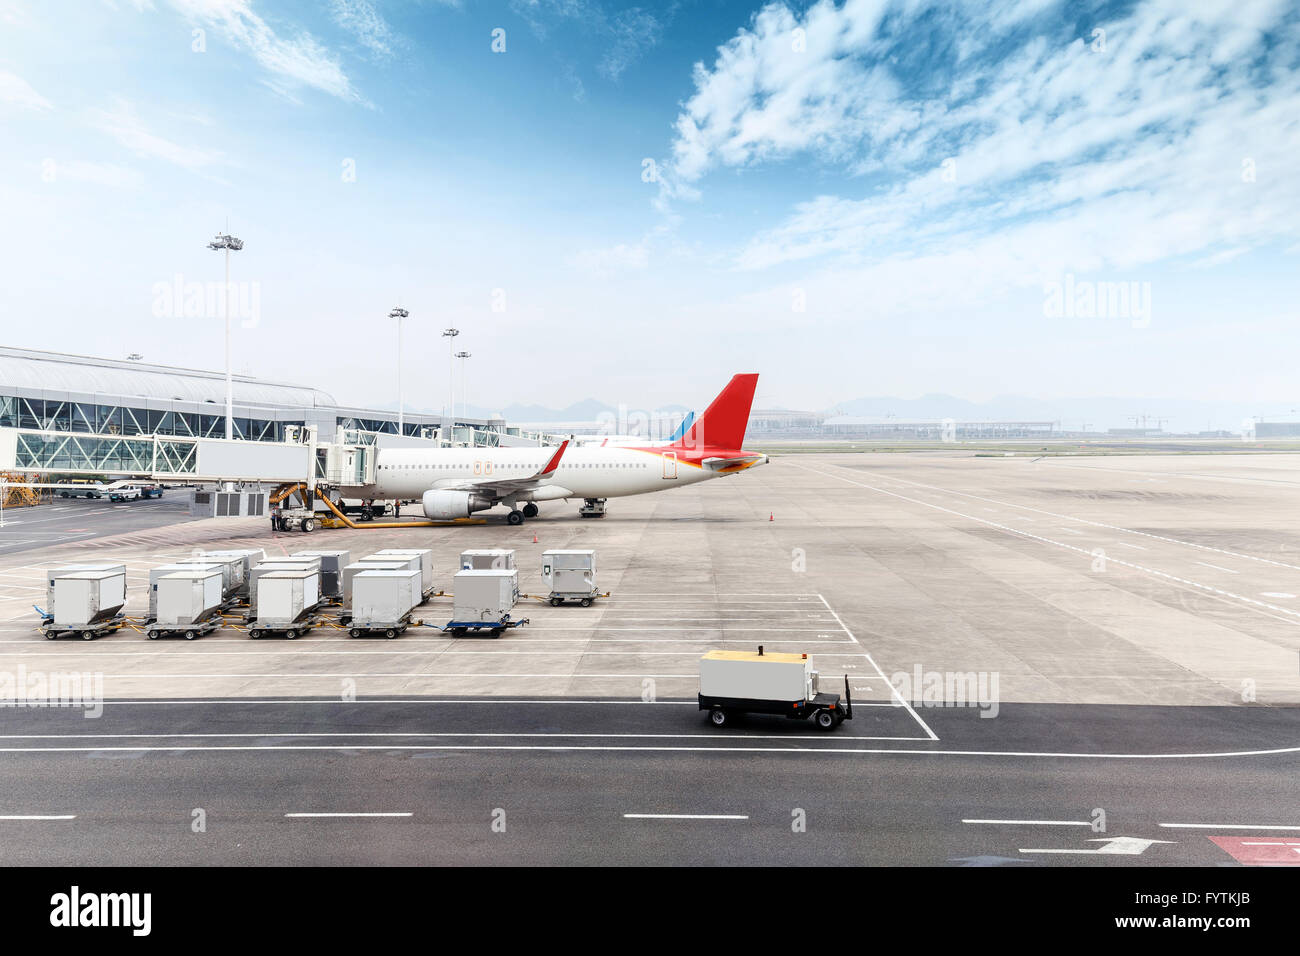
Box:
<box><xmin>746</xmin><ymin>409</ymin><xmax>826</xmax><ymax>437</ymax></box>
<box><xmin>821</xmin><ymin>416</ymin><xmax>1054</xmax><ymax>439</ymax></box>
<box><xmin>1255</xmin><ymin>421</ymin><xmax>1300</xmax><ymax>438</ymax></box>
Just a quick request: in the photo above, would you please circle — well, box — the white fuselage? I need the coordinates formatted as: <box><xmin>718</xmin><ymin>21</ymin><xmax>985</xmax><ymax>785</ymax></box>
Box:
<box><xmin>354</xmin><ymin>445</ymin><xmax>722</xmax><ymax>502</ymax></box>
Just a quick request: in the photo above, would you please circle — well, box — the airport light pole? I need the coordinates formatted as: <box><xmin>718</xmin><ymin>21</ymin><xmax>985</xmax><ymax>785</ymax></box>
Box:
<box><xmin>206</xmin><ymin>231</ymin><xmax>244</xmax><ymax>440</ymax></box>
<box><xmin>455</xmin><ymin>351</ymin><xmax>471</xmax><ymax>431</ymax></box>
<box><xmin>389</xmin><ymin>307</ymin><xmax>409</xmax><ymax>434</ymax></box>
<box><xmin>441</xmin><ymin>327</ymin><xmax>459</xmax><ymax>444</ymax></box>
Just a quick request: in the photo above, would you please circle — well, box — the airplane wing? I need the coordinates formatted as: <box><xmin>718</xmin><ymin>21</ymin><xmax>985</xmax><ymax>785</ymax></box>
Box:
<box><xmin>438</xmin><ymin>440</ymin><xmax>570</xmax><ymax>497</ymax></box>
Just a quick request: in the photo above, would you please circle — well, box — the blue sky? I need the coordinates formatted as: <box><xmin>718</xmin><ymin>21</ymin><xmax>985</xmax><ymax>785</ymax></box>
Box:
<box><xmin>1</xmin><ymin>0</ymin><xmax>1298</xmax><ymax>427</ymax></box>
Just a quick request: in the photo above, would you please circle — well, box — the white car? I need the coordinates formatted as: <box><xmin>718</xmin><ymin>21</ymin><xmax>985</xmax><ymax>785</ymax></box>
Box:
<box><xmin>109</xmin><ymin>485</ymin><xmax>142</xmax><ymax>502</ymax></box>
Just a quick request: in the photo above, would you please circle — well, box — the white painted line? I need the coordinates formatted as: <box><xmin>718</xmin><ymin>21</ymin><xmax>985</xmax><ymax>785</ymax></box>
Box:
<box><xmin>0</xmin><ymin>743</ymin><xmax>1296</xmax><ymax>758</ymax></box>
<box><xmin>624</xmin><ymin>813</ymin><xmax>748</xmax><ymax>820</ymax></box>
<box><xmin>0</xmin><ymin>814</ymin><xmax>76</xmax><ymax>820</ymax></box>
<box><xmin>1159</xmin><ymin>823</ymin><xmax>1300</xmax><ymax>831</ymax></box>
<box><xmin>20</xmin><ymin>672</ymin><xmax>751</xmax><ymax>679</ymax></box>
<box><xmin>818</xmin><ymin>593</ymin><xmax>938</xmax><ymax>741</ymax></box>
<box><xmin>285</xmin><ymin>812</ymin><xmax>412</xmax><ymax>818</ymax></box>
<box><xmin>963</xmin><ymin>819</ymin><xmax>1094</xmax><ymax>826</ymax></box>
<box><xmin>1116</xmin><ymin>542</ymin><xmax>1147</xmax><ymax>551</ymax></box>
<box><xmin>1195</xmin><ymin>562</ymin><xmax>1239</xmax><ymax>574</ymax></box>
<box><xmin>0</xmin><ymin>729</ymin><xmax>916</xmax><ymax>742</ymax></box>
<box><xmin>1261</xmin><ymin>592</ymin><xmax>1296</xmax><ymax>599</ymax></box>
<box><xmin>526</xmin><ymin>627</ymin><xmax>839</xmax><ymax>632</ymax></box>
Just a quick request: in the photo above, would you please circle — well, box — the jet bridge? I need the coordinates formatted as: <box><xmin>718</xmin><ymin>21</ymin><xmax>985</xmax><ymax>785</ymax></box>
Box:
<box><xmin>0</xmin><ymin>423</ymin><xmax>381</xmax><ymax>489</ymax></box>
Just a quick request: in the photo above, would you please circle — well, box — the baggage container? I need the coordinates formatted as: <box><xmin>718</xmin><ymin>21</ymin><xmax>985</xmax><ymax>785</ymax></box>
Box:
<box><xmin>46</xmin><ymin>563</ymin><xmax>126</xmax><ymax>616</ymax></box>
<box><xmin>542</xmin><ymin>550</ymin><xmax>598</xmax><ymax>605</ymax></box>
<box><xmin>249</xmin><ymin>558</ymin><xmax>320</xmax><ymax>613</ymax></box>
<box><xmin>290</xmin><ymin>549</ymin><xmax>351</xmax><ymax>599</ymax></box>
<box><xmin>460</xmin><ymin>549</ymin><xmax>516</xmax><ymax>571</ymax></box>
<box><xmin>251</xmin><ymin>569</ymin><xmax>319</xmax><ymax>627</ymax></box>
<box><xmin>349</xmin><ymin>569</ymin><xmax>422</xmax><ymax>637</ymax></box>
<box><xmin>148</xmin><ymin>562</ymin><xmax>225</xmax><ymax>618</ymax></box>
<box><xmin>155</xmin><ymin>568</ymin><xmax>224</xmax><ymax>627</ymax></box>
<box><xmin>370</xmin><ymin>548</ymin><xmax>434</xmax><ymax>594</ymax></box>
<box><xmin>51</xmin><ymin>570</ymin><xmax>127</xmax><ymax>627</ymax></box>
<box><xmin>189</xmin><ymin>554</ymin><xmax>241</xmax><ymax>598</ymax></box>
<box><xmin>452</xmin><ymin>569</ymin><xmax>517</xmax><ymax>622</ymax></box>
<box><xmin>199</xmin><ymin>549</ymin><xmax>264</xmax><ymax>595</ymax></box>
<box><xmin>344</xmin><ymin>559</ymin><xmax>415</xmax><ymax>610</ymax></box>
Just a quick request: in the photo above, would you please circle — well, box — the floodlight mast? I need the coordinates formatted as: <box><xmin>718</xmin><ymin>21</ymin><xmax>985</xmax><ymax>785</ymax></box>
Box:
<box><xmin>206</xmin><ymin>232</ymin><xmax>244</xmax><ymax>440</ymax></box>
<box><xmin>389</xmin><ymin>307</ymin><xmax>410</xmax><ymax>433</ymax></box>
<box><xmin>441</xmin><ymin>327</ymin><xmax>459</xmax><ymax>444</ymax></box>
<box><xmin>455</xmin><ymin>350</ymin><xmax>472</xmax><ymax>443</ymax></box>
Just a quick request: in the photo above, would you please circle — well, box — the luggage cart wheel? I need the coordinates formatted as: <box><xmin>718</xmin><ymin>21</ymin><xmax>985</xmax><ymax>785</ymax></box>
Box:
<box><xmin>44</xmin><ymin>631</ymin><xmax>56</xmax><ymax>641</ymax></box>
<box><xmin>184</xmin><ymin>630</ymin><xmax>198</xmax><ymax>640</ymax></box>
<box><xmin>249</xmin><ymin>629</ymin><xmax>262</xmax><ymax>640</ymax></box>
<box><xmin>148</xmin><ymin>630</ymin><xmax>160</xmax><ymax>640</ymax></box>
<box><xmin>349</xmin><ymin>627</ymin><xmax>362</xmax><ymax>638</ymax></box>
<box><xmin>549</xmin><ymin>597</ymin><xmax>560</xmax><ymax>607</ymax></box>
<box><xmin>709</xmin><ymin>708</ymin><xmax>728</xmax><ymax>727</ymax></box>
<box><xmin>385</xmin><ymin>628</ymin><xmax>398</xmax><ymax>639</ymax></box>
<box><xmin>815</xmin><ymin>710</ymin><xmax>836</xmax><ymax>730</ymax></box>
<box><xmin>82</xmin><ymin>633</ymin><xmax>95</xmax><ymax>641</ymax></box>
<box><xmin>285</xmin><ymin>629</ymin><xmax>298</xmax><ymax>640</ymax></box>
<box><xmin>580</xmin><ymin>597</ymin><xmax>592</xmax><ymax>607</ymax></box>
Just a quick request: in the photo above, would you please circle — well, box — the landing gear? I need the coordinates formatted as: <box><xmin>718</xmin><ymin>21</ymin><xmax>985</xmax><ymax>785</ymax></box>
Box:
<box><xmin>579</xmin><ymin>497</ymin><xmax>606</xmax><ymax>519</ymax></box>
<box><xmin>522</xmin><ymin>502</ymin><xmax>538</xmax><ymax>518</ymax></box>
<box><xmin>507</xmin><ymin>509</ymin><xmax>525</xmax><ymax>526</ymax></box>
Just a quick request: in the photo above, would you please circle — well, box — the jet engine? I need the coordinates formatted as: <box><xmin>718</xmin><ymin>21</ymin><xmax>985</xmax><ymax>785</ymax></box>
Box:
<box><xmin>422</xmin><ymin>489</ymin><xmax>492</xmax><ymax>520</ymax></box>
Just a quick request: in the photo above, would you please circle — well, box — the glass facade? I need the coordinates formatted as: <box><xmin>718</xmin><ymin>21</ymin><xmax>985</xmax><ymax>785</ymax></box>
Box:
<box><xmin>12</xmin><ymin>433</ymin><xmax>198</xmax><ymax>472</ymax></box>
<box><xmin>0</xmin><ymin>394</ymin><xmax>288</xmax><ymax>441</ymax></box>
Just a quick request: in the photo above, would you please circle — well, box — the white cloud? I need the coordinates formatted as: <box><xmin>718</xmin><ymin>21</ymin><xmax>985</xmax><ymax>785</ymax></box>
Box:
<box><xmin>0</xmin><ymin>70</ymin><xmax>52</xmax><ymax>110</ymax></box>
<box><xmin>331</xmin><ymin>0</ymin><xmax>397</xmax><ymax>60</ymax></box>
<box><xmin>46</xmin><ymin>160</ymin><xmax>145</xmax><ymax>189</ymax></box>
<box><xmin>512</xmin><ymin>0</ymin><xmax>670</xmax><ymax>80</ymax></box>
<box><xmin>598</xmin><ymin>8</ymin><xmax>667</xmax><ymax>81</ymax></box>
<box><xmin>88</xmin><ymin>98</ymin><xmax>224</xmax><ymax>168</ymax></box>
<box><xmin>163</xmin><ymin>0</ymin><xmax>362</xmax><ymax>103</ymax></box>
<box><xmin>661</xmin><ymin>0</ymin><xmax>1300</xmax><ymax>320</ymax></box>
<box><xmin>569</xmin><ymin>241</ymin><xmax>649</xmax><ymax>275</ymax></box>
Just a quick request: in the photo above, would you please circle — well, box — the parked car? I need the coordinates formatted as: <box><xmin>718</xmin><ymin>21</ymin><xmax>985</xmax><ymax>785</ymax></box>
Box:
<box><xmin>139</xmin><ymin>484</ymin><xmax>164</xmax><ymax>499</ymax></box>
<box><xmin>109</xmin><ymin>485</ymin><xmax>142</xmax><ymax>502</ymax></box>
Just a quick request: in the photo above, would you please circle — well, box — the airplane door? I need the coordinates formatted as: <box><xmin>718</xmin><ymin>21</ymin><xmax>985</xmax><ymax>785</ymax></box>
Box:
<box><xmin>662</xmin><ymin>451</ymin><xmax>678</xmax><ymax>479</ymax></box>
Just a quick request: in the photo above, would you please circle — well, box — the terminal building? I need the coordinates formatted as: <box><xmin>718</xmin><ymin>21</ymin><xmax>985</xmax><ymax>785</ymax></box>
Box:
<box><xmin>0</xmin><ymin>347</ymin><xmax>531</xmax><ymax>478</ymax></box>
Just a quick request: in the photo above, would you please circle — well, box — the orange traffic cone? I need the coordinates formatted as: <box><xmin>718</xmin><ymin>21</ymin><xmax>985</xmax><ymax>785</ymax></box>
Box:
<box><xmin>769</xmin><ymin>512</ymin><xmax>774</xmax><ymax>522</ymax></box>
<box><xmin>532</xmin><ymin>533</ymin><xmax>538</xmax><ymax>544</ymax></box>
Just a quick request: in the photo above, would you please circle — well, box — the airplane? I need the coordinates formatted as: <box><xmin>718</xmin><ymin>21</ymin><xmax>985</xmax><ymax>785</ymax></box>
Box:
<box><xmin>344</xmin><ymin>374</ymin><xmax>766</xmax><ymax>524</ymax></box>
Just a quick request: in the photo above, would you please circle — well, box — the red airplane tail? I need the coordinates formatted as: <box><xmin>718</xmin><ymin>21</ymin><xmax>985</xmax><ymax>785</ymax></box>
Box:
<box><xmin>676</xmin><ymin>373</ymin><xmax>759</xmax><ymax>452</ymax></box>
